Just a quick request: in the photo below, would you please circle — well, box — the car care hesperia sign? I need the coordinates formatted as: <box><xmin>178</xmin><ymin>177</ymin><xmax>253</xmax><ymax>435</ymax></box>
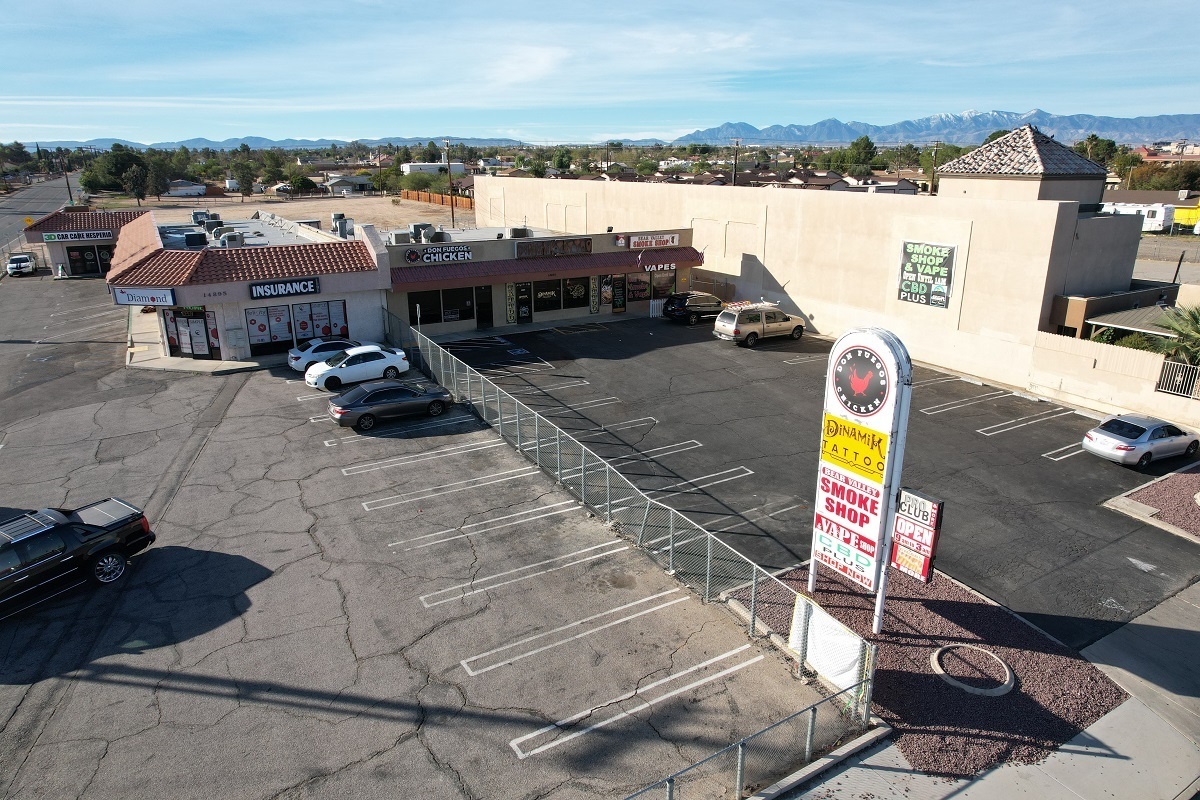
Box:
<box><xmin>810</xmin><ymin>329</ymin><xmax>912</xmax><ymax>596</ymax></box>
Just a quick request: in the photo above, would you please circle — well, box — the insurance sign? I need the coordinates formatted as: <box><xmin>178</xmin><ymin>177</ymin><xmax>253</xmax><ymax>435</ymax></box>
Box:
<box><xmin>810</xmin><ymin>329</ymin><xmax>912</xmax><ymax>592</ymax></box>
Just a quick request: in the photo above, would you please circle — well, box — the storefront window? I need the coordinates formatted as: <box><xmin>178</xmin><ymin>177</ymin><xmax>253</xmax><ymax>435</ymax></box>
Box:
<box><xmin>651</xmin><ymin>271</ymin><xmax>676</xmax><ymax>299</ymax></box>
<box><xmin>441</xmin><ymin>287</ymin><xmax>475</xmax><ymax>322</ymax></box>
<box><xmin>408</xmin><ymin>291</ymin><xmax>442</xmax><ymax>326</ymax></box>
<box><xmin>626</xmin><ymin>273</ymin><xmax>651</xmax><ymax>301</ymax></box>
<box><xmin>533</xmin><ymin>279</ymin><xmax>563</xmax><ymax>313</ymax></box>
<box><xmin>563</xmin><ymin>277</ymin><xmax>590</xmax><ymax>309</ymax></box>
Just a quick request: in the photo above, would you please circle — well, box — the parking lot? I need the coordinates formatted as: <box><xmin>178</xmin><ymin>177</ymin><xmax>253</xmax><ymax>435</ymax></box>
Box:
<box><xmin>444</xmin><ymin>317</ymin><xmax>1200</xmax><ymax>650</ymax></box>
<box><xmin>0</xmin><ymin>280</ymin><xmax>820</xmax><ymax>799</ymax></box>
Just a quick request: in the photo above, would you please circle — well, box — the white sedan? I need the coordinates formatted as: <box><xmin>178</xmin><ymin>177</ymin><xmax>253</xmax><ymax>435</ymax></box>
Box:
<box><xmin>287</xmin><ymin>337</ymin><xmax>374</xmax><ymax>373</ymax></box>
<box><xmin>305</xmin><ymin>345</ymin><xmax>410</xmax><ymax>391</ymax></box>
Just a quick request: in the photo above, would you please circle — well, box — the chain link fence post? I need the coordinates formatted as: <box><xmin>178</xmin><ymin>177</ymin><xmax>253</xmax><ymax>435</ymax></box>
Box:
<box><xmin>804</xmin><ymin>707</ymin><xmax>816</xmax><ymax>762</ymax></box>
<box><xmin>704</xmin><ymin>531</ymin><xmax>713</xmax><ymax>602</ymax></box>
<box><xmin>556</xmin><ymin>427</ymin><xmax>562</xmax><ymax>482</ymax></box>
<box><xmin>734</xmin><ymin>741</ymin><xmax>746</xmax><ymax>800</ymax></box>
<box><xmin>606</xmin><ymin>468</ymin><xmax>612</xmax><ymax>522</ymax></box>
<box><xmin>515</xmin><ymin>401</ymin><xmax>522</xmax><ymax>451</ymax></box>
<box><xmin>748</xmin><ymin>570</ymin><xmax>759</xmax><ymax>636</ymax></box>
<box><xmin>534</xmin><ymin>413</ymin><xmax>540</xmax><ymax>465</ymax></box>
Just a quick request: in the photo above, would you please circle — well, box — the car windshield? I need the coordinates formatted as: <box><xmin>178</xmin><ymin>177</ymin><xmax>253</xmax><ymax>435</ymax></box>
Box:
<box><xmin>1097</xmin><ymin>419</ymin><xmax>1147</xmax><ymax>440</ymax></box>
<box><xmin>325</xmin><ymin>352</ymin><xmax>349</xmax><ymax>367</ymax></box>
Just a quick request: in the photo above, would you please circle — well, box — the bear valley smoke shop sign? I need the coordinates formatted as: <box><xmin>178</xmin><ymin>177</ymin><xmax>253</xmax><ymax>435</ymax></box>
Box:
<box><xmin>809</xmin><ymin>328</ymin><xmax>912</xmax><ymax>633</ymax></box>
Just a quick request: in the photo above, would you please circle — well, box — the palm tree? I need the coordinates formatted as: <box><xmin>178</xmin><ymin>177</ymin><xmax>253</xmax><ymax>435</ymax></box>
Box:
<box><xmin>1157</xmin><ymin>305</ymin><xmax>1200</xmax><ymax>365</ymax></box>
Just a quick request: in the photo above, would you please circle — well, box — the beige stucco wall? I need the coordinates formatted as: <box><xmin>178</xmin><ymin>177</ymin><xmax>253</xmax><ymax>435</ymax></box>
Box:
<box><xmin>475</xmin><ymin>177</ymin><xmax>1088</xmax><ymax>388</ymax></box>
<box><xmin>937</xmin><ymin>175</ymin><xmax>1103</xmax><ymax>205</ymax></box>
<box><xmin>1043</xmin><ymin>212</ymin><xmax>1144</xmax><ymax>301</ymax></box>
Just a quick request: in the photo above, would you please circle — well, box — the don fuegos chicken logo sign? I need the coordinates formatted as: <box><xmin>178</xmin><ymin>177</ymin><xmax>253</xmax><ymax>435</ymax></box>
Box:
<box><xmin>809</xmin><ymin>328</ymin><xmax>912</xmax><ymax>598</ymax></box>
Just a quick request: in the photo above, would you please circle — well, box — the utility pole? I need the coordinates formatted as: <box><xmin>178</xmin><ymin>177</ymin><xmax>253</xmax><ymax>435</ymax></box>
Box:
<box><xmin>61</xmin><ymin>156</ymin><xmax>73</xmax><ymax>204</ymax></box>
<box><xmin>444</xmin><ymin>139</ymin><xmax>455</xmax><ymax>229</ymax></box>
<box><xmin>929</xmin><ymin>140</ymin><xmax>941</xmax><ymax>195</ymax></box>
<box><xmin>731</xmin><ymin>138</ymin><xmax>741</xmax><ymax>186</ymax></box>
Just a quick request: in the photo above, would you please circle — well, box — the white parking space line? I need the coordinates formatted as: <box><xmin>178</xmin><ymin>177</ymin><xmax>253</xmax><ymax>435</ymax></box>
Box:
<box><xmin>912</xmin><ymin>376</ymin><xmax>963</xmax><ymax>387</ymax></box>
<box><xmin>295</xmin><ymin>393</ymin><xmax>327</xmax><ymax>401</ymax></box>
<box><xmin>34</xmin><ymin>318</ymin><xmax>126</xmax><ymax>344</ymax></box>
<box><xmin>1043</xmin><ymin>443</ymin><xmax>1087</xmax><ymax>461</ymax></box>
<box><xmin>506</xmin><ymin>380</ymin><xmax>590</xmax><ymax>396</ymax></box>
<box><xmin>419</xmin><ymin>541</ymin><xmax>629</xmax><ymax>607</ymax></box>
<box><xmin>976</xmin><ymin>408</ymin><xmax>1076</xmax><ymax>436</ymax></box>
<box><xmin>919</xmin><ymin>390</ymin><xmax>1009</xmax><ymax>415</ymax></box>
<box><xmin>390</xmin><ymin>501</ymin><xmax>577</xmax><ymax>551</ymax></box>
<box><xmin>540</xmin><ymin>398</ymin><xmax>621</xmax><ymax>417</ymax></box>
<box><xmin>323</xmin><ymin>414</ymin><xmax>480</xmax><ymax>446</ymax></box>
<box><xmin>783</xmin><ymin>354</ymin><xmax>827</xmax><ymax>365</ymax></box>
<box><xmin>707</xmin><ymin>502</ymin><xmax>805</xmax><ymax>534</ymax></box>
<box><xmin>285</xmin><ymin>379</ymin><xmax>306</xmax><ymax>384</ymax></box>
<box><xmin>476</xmin><ymin>355</ymin><xmax>556</xmax><ymax>376</ymax></box>
<box><xmin>309</xmin><ymin>416</ymin><xmax>332</xmax><ymax>423</ymax></box>
<box><xmin>363</xmin><ymin>466</ymin><xmax>541</xmax><ymax>511</ymax></box>
<box><xmin>343</xmin><ymin>439</ymin><xmax>506</xmax><ymax>474</ymax></box>
<box><xmin>604</xmin><ymin>440</ymin><xmax>702</xmax><ymax>464</ymax></box>
<box><xmin>569</xmin><ymin>417</ymin><xmax>657</xmax><ymax>439</ymax></box>
<box><xmin>43</xmin><ymin>309</ymin><xmax>126</xmax><ymax>328</ymax></box>
<box><xmin>645</xmin><ymin>467</ymin><xmax>755</xmax><ymax>498</ymax></box>
<box><xmin>460</xmin><ymin>590</ymin><xmax>688</xmax><ymax>676</ymax></box>
<box><xmin>509</xmin><ymin>645</ymin><xmax>763</xmax><ymax>759</ymax></box>
<box><xmin>49</xmin><ymin>303</ymin><xmax>114</xmax><ymax>317</ymax></box>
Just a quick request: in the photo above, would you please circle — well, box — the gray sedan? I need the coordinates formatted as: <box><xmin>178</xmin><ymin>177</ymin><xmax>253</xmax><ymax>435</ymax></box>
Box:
<box><xmin>1081</xmin><ymin>414</ymin><xmax>1198</xmax><ymax>469</ymax></box>
<box><xmin>328</xmin><ymin>380</ymin><xmax>453</xmax><ymax>431</ymax></box>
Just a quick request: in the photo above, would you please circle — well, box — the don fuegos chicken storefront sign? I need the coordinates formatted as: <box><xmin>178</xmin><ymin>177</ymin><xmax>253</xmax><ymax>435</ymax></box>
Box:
<box><xmin>808</xmin><ymin>328</ymin><xmax>912</xmax><ymax>632</ymax></box>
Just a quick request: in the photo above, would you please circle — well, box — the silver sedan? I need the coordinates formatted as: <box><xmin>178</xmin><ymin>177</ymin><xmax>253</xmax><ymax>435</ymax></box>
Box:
<box><xmin>1081</xmin><ymin>414</ymin><xmax>1199</xmax><ymax>469</ymax></box>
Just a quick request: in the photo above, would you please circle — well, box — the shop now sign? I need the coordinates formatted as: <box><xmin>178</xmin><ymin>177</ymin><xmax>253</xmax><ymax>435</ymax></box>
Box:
<box><xmin>43</xmin><ymin>230</ymin><xmax>113</xmax><ymax>242</ymax></box>
<box><xmin>249</xmin><ymin>278</ymin><xmax>321</xmax><ymax>299</ymax></box>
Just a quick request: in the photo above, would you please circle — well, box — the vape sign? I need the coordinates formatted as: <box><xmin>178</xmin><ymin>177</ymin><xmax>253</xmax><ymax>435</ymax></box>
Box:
<box><xmin>889</xmin><ymin>489</ymin><xmax>943</xmax><ymax>583</ymax></box>
<box><xmin>810</xmin><ymin>329</ymin><xmax>912</xmax><ymax>595</ymax></box>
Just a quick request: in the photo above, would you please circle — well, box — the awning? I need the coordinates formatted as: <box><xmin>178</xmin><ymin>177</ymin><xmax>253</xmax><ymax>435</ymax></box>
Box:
<box><xmin>390</xmin><ymin>246</ymin><xmax>703</xmax><ymax>292</ymax></box>
<box><xmin>1085</xmin><ymin>305</ymin><xmax>1178</xmax><ymax>338</ymax></box>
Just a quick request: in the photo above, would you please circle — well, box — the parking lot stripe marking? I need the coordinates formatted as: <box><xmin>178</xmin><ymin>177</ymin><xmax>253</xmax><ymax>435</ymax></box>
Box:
<box><xmin>538</xmin><ymin>398</ymin><xmax>622</xmax><ymax>417</ymax></box>
<box><xmin>646</xmin><ymin>467</ymin><xmax>755</xmax><ymax>497</ymax></box>
<box><xmin>1042</xmin><ymin>443</ymin><xmax>1087</xmax><ymax>461</ymax></box>
<box><xmin>509</xmin><ymin>646</ymin><xmax>763</xmax><ymax>759</ymax></box>
<box><xmin>606</xmin><ymin>440</ymin><xmax>702</xmax><ymax>464</ymax></box>
<box><xmin>364</xmin><ymin>467</ymin><xmax>541</xmax><ymax>511</ymax></box>
<box><xmin>506</xmin><ymin>380</ymin><xmax>590</xmax><ymax>396</ymax></box>
<box><xmin>919</xmin><ymin>390</ymin><xmax>1009</xmax><ymax>415</ymax></box>
<box><xmin>43</xmin><ymin>309</ymin><xmax>126</xmax><ymax>328</ymax></box>
<box><xmin>460</xmin><ymin>591</ymin><xmax>687</xmax><ymax>676</ymax></box>
<box><xmin>324</xmin><ymin>414</ymin><xmax>480</xmax><ymax>446</ymax></box>
<box><xmin>912</xmin><ymin>376</ymin><xmax>963</xmax><ymax>387</ymax></box>
<box><xmin>343</xmin><ymin>439</ymin><xmax>507</xmax><ymax>474</ymax></box>
<box><xmin>402</xmin><ymin>506</ymin><xmax>579</xmax><ymax>551</ymax></box>
<box><xmin>976</xmin><ymin>408</ymin><xmax>1075</xmax><ymax>436</ymax></box>
<box><xmin>390</xmin><ymin>501</ymin><xmax>576</xmax><ymax>548</ymax></box>
<box><xmin>419</xmin><ymin>541</ymin><xmax>629</xmax><ymax>607</ymax></box>
<box><xmin>295</xmin><ymin>393</ymin><xmax>327</xmax><ymax>401</ymax></box>
<box><xmin>783</xmin><ymin>354</ymin><xmax>827</xmax><ymax>365</ymax></box>
<box><xmin>567</xmin><ymin>417</ymin><xmax>656</xmax><ymax>438</ymax></box>
<box><xmin>34</xmin><ymin>318</ymin><xmax>126</xmax><ymax>344</ymax></box>
<box><xmin>49</xmin><ymin>303</ymin><xmax>113</xmax><ymax>316</ymax></box>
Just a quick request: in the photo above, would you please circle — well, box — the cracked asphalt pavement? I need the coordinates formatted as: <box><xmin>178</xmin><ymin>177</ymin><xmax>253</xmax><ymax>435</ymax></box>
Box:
<box><xmin>0</xmin><ymin>280</ymin><xmax>820</xmax><ymax>799</ymax></box>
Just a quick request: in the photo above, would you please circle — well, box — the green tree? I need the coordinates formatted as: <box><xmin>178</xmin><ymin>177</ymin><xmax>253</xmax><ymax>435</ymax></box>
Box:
<box><xmin>122</xmin><ymin>165</ymin><xmax>147</xmax><ymax>206</ymax></box>
<box><xmin>260</xmin><ymin>150</ymin><xmax>285</xmax><ymax>184</ymax></box>
<box><xmin>846</xmin><ymin>136</ymin><xmax>878</xmax><ymax>170</ymax></box>
<box><xmin>231</xmin><ymin>159</ymin><xmax>257</xmax><ymax>203</ymax></box>
<box><xmin>527</xmin><ymin>160</ymin><xmax>547</xmax><ymax>178</ymax></box>
<box><xmin>1112</xmin><ymin>332</ymin><xmax>1159</xmax><ymax>353</ymax></box>
<box><xmin>983</xmin><ymin>129</ymin><xmax>1010</xmax><ymax>144</ymax></box>
<box><xmin>146</xmin><ymin>162</ymin><xmax>170</xmax><ymax>199</ymax></box>
<box><xmin>1073</xmin><ymin>134</ymin><xmax>1117</xmax><ymax>166</ymax></box>
<box><xmin>419</xmin><ymin>141</ymin><xmax>441</xmax><ymax>164</ymax></box>
<box><xmin>553</xmin><ymin>148</ymin><xmax>572</xmax><ymax>171</ymax></box>
<box><xmin>1156</xmin><ymin>306</ymin><xmax>1200</xmax><ymax>365</ymax></box>
<box><xmin>686</xmin><ymin>143</ymin><xmax>712</xmax><ymax>155</ymax></box>
<box><xmin>400</xmin><ymin>172</ymin><xmax>436</xmax><ymax>191</ymax></box>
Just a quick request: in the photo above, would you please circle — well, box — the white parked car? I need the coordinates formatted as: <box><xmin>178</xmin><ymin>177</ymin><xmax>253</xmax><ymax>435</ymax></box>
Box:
<box><xmin>1081</xmin><ymin>414</ymin><xmax>1199</xmax><ymax>470</ymax></box>
<box><xmin>305</xmin><ymin>345</ymin><xmax>409</xmax><ymax>391</ymax></box>
<box><xmin>6</xmin><ymin>254</ymin><xmax>36</xmax><ymax>276</ymax></box>
<box><xmin>287</xmin><ymin>338</ymin><xmax>375</xmax><ymax>373</ymax></box>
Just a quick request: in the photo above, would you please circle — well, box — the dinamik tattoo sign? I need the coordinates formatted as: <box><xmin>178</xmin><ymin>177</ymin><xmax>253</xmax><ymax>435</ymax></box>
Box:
<box><xmin>809</xmin><ymin>328</ymin><xmax>912</xmax><ymax>632</ymax></box>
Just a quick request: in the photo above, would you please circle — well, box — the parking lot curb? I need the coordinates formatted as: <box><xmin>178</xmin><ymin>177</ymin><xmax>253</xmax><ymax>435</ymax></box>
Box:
<box><xmin>747</xmin><ymin>719</ymin><xmax>893</xmax><ymax>799</ymax></box>
<box><xmin>1102</xmin><ymin>462</ymin><xmax>1200</xmax><ymax>544</ymax></box>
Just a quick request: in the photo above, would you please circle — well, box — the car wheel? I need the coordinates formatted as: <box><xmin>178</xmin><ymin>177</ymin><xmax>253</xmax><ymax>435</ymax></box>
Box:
<box><xmin>383</xmin><ymin>366</ymin><xmax>401</xmax><ymax>379</ymax></box>
<box><xmin>791</xmin><ymin>327</ymin><xmax>804</xmax><ymax>340</ymax></box>
<box><xmin>1136</xmin><ymin>452</ymin><xmax>1152</xmax><ymax>470</ymax></box>
<box><xmin>744</xmin><ymin>333</ymin><xmax>759</xmax><ymax>348</ymax></box>
<box><xmin>428</xmin><ymin>400</ymin><xmax>446</xmax><ymax>417</ymax></box>
<box><xmin>88</xmin><ymin>551</ymin><xmax>127</xmax><ymax>585</ymax></box>
<box><xmin>355</xmin><ymin>414</ymin><xmax>376</xmax><ymax>432</ymax></box>
<box><xmin>303</xmin><ymin>361</ymin><xmax>315</xmax><ymax>372</ymax></box>
<box><xmin>1187</xmin><ymin>440</ymin><xmax>1199</xmax><ymax>457</ymax></box>
<box><xmin>687</xmin><ymin>312</ymin><xmax>700</xmax><ymax>326</ymax></box>
<box><xmin>324</xmin><ymin>376</ymin><xmax>341</xmax><ymax>391</ymax></box>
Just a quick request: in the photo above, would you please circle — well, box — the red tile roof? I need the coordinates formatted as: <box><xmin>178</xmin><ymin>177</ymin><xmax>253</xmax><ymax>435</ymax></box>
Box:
<box><xmin>390</xmin><ymin>246</ymin><xmax>703</xmax><ymax>292</ymax></box>
<box><xmin>25</xmin><ymin>209</ymin><xmax>148</xmax><ymax>233</ymax></box>
<box><xmin>107</xmin><ymin>213</ymin><xmax>380</xmax><ymax>288</ymax></box>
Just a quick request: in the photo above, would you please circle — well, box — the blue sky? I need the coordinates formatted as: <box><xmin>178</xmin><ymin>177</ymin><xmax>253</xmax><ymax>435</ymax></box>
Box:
<box><xmin>1</xmin><ymin>0</ymin><xmax>1192</xmax><ymax>145</ymax></box>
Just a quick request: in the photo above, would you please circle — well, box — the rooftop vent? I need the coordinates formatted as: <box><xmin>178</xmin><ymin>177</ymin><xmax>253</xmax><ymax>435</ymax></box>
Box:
<box><xmin>220</xmin><ymin>232</ymin><xmax>245</xmax><ymax>248</ymax></box>
<box><xmin>389</xmin><ymin>231</ymin><xmax>412</xmax><ymax>245</ymax></box>
<box><xmin>507</xmin><ymin>227</ymin><xmax>530</xmax><ymax>239</ymax></box>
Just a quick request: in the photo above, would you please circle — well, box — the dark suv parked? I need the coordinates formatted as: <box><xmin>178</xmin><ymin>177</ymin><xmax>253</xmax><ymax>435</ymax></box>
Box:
<box><xmin>663</xmin><ymin>291</ymin><xmax>725</xmax><ymax>325</ymax></box>
<box><xmin>0</xmin><ymin>499</ymin><xmax>155</xmax><ymax>614</ymax></box>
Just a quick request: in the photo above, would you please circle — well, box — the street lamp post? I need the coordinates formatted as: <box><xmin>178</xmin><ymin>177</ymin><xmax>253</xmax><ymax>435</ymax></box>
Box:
<box><xmin>444</xmin><ymin>139</ymin><xmax>455</xmax><ymax>229</ymax></box>
<box><xmin>731</xmin><ymin>138</ymin><xmax>741</xmax><ymax>186</ymax></box>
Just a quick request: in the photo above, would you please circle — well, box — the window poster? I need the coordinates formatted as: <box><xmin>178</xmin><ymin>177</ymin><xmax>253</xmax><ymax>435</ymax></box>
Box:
<box><xmin>245</xmin><ymin>308</ymin><xmax>270</xmax><ymax>345</ymax></box>
<box><xmin>268</xmin><ymin>305</ymin><xmax>291</xmax><ymax>342</ymax></box>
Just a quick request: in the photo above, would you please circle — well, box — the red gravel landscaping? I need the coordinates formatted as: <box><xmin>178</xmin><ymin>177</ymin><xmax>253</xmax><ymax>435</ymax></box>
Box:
<box><xmin>1128</xmin><ymin>468</ymin><xmax>1200</xmax><ymax>538</ymax></box>
<box><xmin>734</xmin><ymin>566</ymin><xmax>1128</xmax><ymax>778</ymax></box>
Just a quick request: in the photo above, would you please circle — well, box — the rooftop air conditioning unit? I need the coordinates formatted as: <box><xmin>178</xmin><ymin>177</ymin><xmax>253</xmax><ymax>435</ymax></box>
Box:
<box><xmin>183</xmin><ymin>232</ymin><xmax>207</xmax><ymax>247</ymax></box>
<box><xmin>220</xmin><ymin>232</ymin><xmax>245</xmax><ymax>248</ymax></box>
<box><xmin>428</xmin><ymin>230</ymin><xmax>451</xmax><ymax>243</ymax></box>
<box><xmin>409</xmin><ymin>223</ymin><xmax>433</xmax><ymax>240</ymax></box>
<box><xmin>389</xmin><ymin>231</ymin><xmax>411</xmax><ymax>245</ymax></box>
<box><xmin>507</xmin><ymin>227</ymin><xmax>530</xmax><ymax>238</ymax></box>
<box><xmin>202</xmin><ymin>218</ymin><xmax>224</xmax><ymax>234</ymax></box>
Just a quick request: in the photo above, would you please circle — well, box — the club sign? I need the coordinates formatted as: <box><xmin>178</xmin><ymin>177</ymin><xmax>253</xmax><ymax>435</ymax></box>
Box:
<box><xmin>810</xmin><ymin>329</ymin><xmax>912</xmax><ymax>599</ymax></box>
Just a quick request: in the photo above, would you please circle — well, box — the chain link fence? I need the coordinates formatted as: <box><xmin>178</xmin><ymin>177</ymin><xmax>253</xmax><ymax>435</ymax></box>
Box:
<box><xmin>624</xmin><ymin>682</ymin><xmax>870</xmax><ymax>799</ymax></box>
<box><xmin>386</xmin><ymin>314</ymin><xmax>877</xmax><ymax>791</ymax></box>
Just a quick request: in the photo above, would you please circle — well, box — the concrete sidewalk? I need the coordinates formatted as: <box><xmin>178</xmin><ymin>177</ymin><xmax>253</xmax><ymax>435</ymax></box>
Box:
<box><xmin>126</xmin><ymin>306</ymin><xmax>287</xmax><ymax>374</ymax></box>
<box><xmin>788</xmin><ymin>583</ymin><xmax>1200</xmax><ymax>800</ymax></box>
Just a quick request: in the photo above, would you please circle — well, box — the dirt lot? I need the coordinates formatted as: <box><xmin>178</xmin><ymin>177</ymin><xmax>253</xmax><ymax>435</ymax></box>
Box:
<box><xmin>92</xmin><ymin>192</ymin><xmax>465</xmax><ymax>232</ymax></box>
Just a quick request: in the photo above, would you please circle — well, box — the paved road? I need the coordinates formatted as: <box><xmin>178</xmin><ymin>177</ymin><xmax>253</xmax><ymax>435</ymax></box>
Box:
<box><xmin>0</xmin><ymin>176</ymin><xmax>72</xmax><ymax>251</ymax></box>
<box><xmin>445</xmin><ymin>318</ymin><xmax>1200</xmax><ymax>651</ymax></box>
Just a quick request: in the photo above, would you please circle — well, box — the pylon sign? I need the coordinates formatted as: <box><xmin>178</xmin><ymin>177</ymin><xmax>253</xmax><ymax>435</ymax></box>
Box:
<box><xmin>809</xmin><ymin>328</ymin><xmax>912</xmax><ymax>596</ymax></box>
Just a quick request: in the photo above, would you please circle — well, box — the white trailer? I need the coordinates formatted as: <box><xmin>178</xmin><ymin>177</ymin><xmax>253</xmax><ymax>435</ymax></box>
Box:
<box><xmin>1101</xmin><ymin>202</ymin><xmax>1175</xmax><ymax>232</ymax></box>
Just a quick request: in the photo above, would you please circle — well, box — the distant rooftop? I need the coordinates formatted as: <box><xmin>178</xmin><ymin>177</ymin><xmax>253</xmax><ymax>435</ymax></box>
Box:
<box><xmin>383</xmin><ymin>225</ymin><xmax>560</xmax><ymax>243</ymax></box>
<box><xmin>158</xmin><ymin>219</ymin><xmax>315</xmax><ymax>249</ymax></box>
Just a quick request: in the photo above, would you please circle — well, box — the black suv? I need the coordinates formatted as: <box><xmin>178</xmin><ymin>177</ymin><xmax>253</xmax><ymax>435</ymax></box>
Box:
<box><xmin>663</xmin><ymin>291</ymin><xmax>725</xmax><ymax>325</ymax></box>
<box><xmin>0</xmin><ymin>499</ymin><xmax>155</xmax><ymax>614</ymax></box>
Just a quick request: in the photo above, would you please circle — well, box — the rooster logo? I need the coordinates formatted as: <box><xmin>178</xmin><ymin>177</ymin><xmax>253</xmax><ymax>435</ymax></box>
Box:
<box><xmin>848</xmin><ymin>368</ymin><xmax>874</xmax><ymax>397</ymax></box>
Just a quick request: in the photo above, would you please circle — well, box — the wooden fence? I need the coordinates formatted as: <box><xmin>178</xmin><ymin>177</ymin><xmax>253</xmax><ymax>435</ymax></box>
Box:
<box><xmin>398</xmin><ymin>190</ymin><xmax>474</xmax><ymax>210</ymax></box>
